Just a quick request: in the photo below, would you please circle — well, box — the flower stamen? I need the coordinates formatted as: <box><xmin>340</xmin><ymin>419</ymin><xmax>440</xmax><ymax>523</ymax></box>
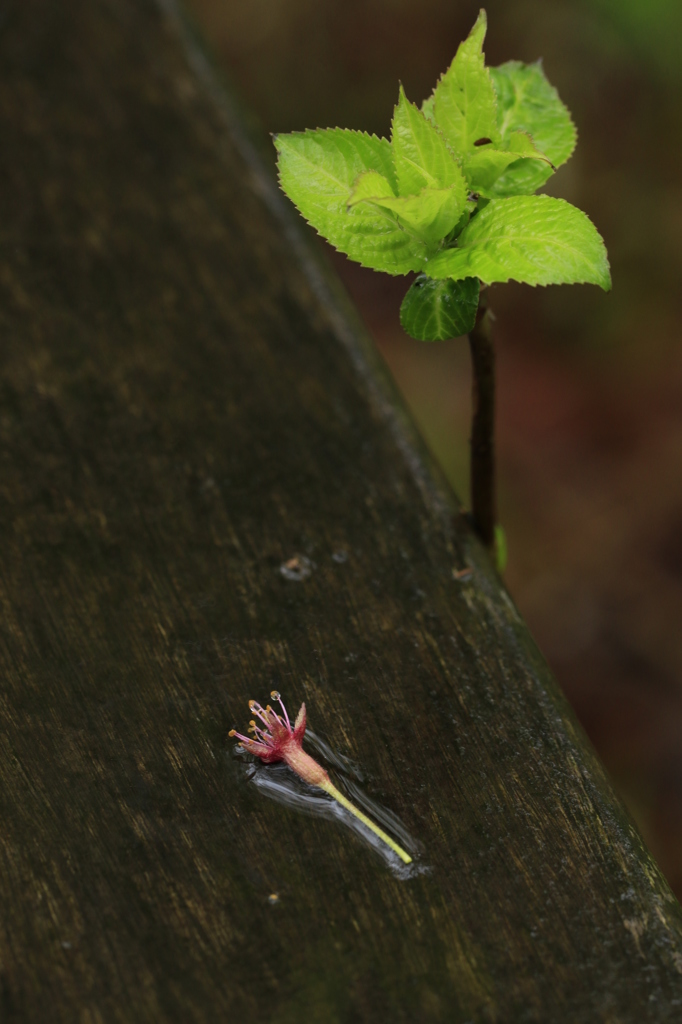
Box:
<box><xmin>271</xmin><ymin>690</ymin><xmax>291</xmax><ymax>729</ymax></box>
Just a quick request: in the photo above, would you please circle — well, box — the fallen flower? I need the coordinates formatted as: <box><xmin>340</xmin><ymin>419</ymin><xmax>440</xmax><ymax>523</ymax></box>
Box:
<box><xmin>230</xmin><ymin>691</ymin><xmax>413</xmax><ymax>865</ymax></box>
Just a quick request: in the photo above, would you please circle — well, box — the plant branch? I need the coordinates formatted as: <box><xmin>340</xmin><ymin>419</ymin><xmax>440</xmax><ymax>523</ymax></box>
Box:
<box><xmin>467</xmin><ymin>294</ymin><xmax>496</xmax><ymax>549</ymax></box>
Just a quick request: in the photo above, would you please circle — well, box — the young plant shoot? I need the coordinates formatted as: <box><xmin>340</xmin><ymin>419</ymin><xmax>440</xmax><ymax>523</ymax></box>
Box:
<box><xmin>230</xmin><ymin>692</ymin><xmax>413</xmax><ymax>865</ymax></box>
<box><xmin>275</xmin><ymin>10</ymin><xmax>610</xmax><ymax>563</ymax></box>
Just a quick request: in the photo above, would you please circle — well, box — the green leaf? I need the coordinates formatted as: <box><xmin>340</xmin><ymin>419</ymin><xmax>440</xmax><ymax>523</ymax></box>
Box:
<box><xmin>464</xmin><ymin>147</ymin><xmax>517</xmax><ymax>192</ymax></box>
<box><xmin>348</xmin><ymin>170</ymin><xmax>396</xmax><ymax>203</ymax></box>
<box><xmin>492</xmin><ymin>61</ymin><xmax>576</xmax><ymax>166</ymax></box>
<box><xmin>400</xmin><ymin>275</ymin><xmax>480</xmax><ymax>341</ymax></box>
<box><xmin>391</xmin><ymin>85</ymin><xmax>466</xmax><ymax>195</ymax></box>
<box><xmin>384</xmin><ymin>188</ymin><xmax>467</xmax><ymax>244</ymax></box>
<box><xmin>464</xmin><ymin>131</ymin><xmax>551</xmax><ymax>194</ymax></box>
<box><xmin>506</xmin><ymin>130</ymin><xmax>552</xmax><ymax>159</ymax></box>
<box><xmin>487</xmin><ymin>159</ymin><xmax>553</xmax><ymax>198</ymax></box>
<box><xmin>421</xmin><ymin>94</ymin><xmax>436</xmax><ymax>124</ymax></box>
<box><xmin>425</xmin><ymin>195</ymin><xmax>611</xmax><ymax>290</ymax></box>
<box><xmin>489</xmin><ymin>60</ymin><xmax>576</xmax><ymax>196</ymax></box>
<box><xmin>432</xmin><ymin>10</ymin><xmax>501</xmax><ymax>156</ymax></box>
<box><xmin>351</xmin><ymin>182</ymin><xmax>467</xmax><ymax>246</ymax></box>
<box><xmin>276</xmin><ymin>129</ymin><xmax>427</xmax><ymax>274</ymax></box>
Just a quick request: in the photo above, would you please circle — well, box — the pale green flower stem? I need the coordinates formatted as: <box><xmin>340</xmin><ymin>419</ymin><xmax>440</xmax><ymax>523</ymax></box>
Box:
<box><xmin>319</xmin><ymin>778</ymin><xmax>413</xmax><ymax>865</ymax></box>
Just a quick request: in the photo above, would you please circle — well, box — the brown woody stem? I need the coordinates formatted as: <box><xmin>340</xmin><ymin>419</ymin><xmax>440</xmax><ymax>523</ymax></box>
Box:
<box><xmin>467</xmin><ymin>294</ymin><xmax>496</xmax><ymax>549</ymax></box>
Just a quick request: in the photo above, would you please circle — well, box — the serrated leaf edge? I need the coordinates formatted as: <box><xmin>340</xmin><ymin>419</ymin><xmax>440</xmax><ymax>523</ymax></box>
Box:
<box><xmin>426</xmin><ymin>197</ymin><xmax>611</xmax><ymax>290</ymax></box>
<box><xmin>391</xmin><ymin>86</ymin><xmax>466</xmax><ymax>191</ymax></box>
<box><xmin>492</xmin><ymin>60</ymin><xmax>578</xmax><ymax>168</ymax></box>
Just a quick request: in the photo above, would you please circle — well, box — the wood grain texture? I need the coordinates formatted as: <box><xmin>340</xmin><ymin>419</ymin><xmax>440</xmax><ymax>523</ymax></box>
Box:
<box><xmin>0</xmin><ymin>0</ymin><xmax>680</xmax><ymax>1020</ymax></box>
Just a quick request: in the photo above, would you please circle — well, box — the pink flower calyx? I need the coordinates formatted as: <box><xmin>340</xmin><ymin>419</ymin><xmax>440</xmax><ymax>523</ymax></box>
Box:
<box><xmin>229</xmin><ymin>691</ymin><xmax>328</xmax><ymax>787</ymax></box>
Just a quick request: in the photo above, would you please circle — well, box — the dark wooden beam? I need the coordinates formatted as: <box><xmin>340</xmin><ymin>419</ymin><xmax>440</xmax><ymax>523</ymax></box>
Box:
<box><xmin>0</xmin><ymin>0</ymin><xmax>680</xmax><ymax>1019</ymax></box>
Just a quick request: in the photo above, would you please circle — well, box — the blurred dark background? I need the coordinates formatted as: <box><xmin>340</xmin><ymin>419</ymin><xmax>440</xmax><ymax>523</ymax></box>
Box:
<box><xmin>183</xmin><ymin>0</ymin><xmax>682</xmax><ymax>897</ymax></box>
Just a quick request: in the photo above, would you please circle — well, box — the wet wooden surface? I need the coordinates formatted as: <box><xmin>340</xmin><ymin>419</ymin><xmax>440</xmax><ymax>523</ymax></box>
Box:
<box><xmin>0</xmin><ymin>0</ymin><xmax>681</xmax><ymax>1019</ymax></box>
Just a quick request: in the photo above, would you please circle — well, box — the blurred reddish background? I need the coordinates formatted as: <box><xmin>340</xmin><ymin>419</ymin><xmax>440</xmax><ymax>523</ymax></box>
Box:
<box><xmin>185</xmin><ymin>0</ymin><xmax>682</xmax><ymax>896</ymax></box>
